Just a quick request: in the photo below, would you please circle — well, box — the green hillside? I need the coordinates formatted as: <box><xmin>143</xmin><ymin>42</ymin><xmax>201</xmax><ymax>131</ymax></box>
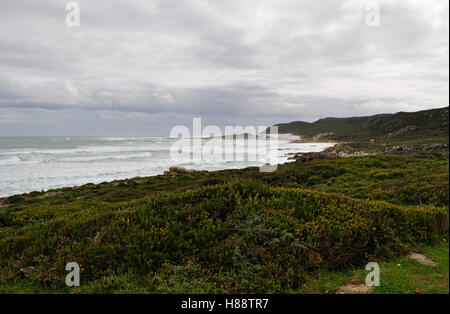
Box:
<box><xmin>0</xmin><ymin>154</ymin><xmax>448</xmax><ymax>293</ymax></box>
<box><xmin>0</xmin><ymin>107</ymin><xmax>448</xmax><ymax>294</ymax></box>
<box><xmin>276</xmin><ymin>107</ymin><xmax>449</xmax><ymax>142</ymax></box>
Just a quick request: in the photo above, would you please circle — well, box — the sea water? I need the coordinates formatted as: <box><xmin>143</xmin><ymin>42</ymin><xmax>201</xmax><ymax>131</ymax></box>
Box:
<box><xmin>0</xmin><ymin>136</ymin><xmax>334</xmax><ymax>197</ymax></box>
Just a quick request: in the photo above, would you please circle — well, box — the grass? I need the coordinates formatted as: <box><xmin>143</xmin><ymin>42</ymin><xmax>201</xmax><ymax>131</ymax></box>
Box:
<box><xmin>0</xmin><ymin>151</ymin><xmax>448</xmax><ymax>294</ymax></box>
<box><xmin>276</xmin><ymin>107</ymin><xmax>449</xmax><ymax>143</ymax></box>
<box><xmin>1</xmin><ymin>107</ymin><xmax>448</xmax><ymax>294</ymax></box>
<box><xmin>2</xmin><ymin>242</ymin><xmax>447</xmax><ymax>294</ymax></box>
<box><xmin>0</xmin><ymin>179</ymin><xmax>447</xmax><ymax>293</ymax></box>
<box><xmin>300</xmin><ymin>239</ymin><xmax>449</xmax><ymax>294</ymax></box>
<box><xmin>1</xmin><ymin>154</ymin><xmax>448</xmax><ymax>213</ymax></box>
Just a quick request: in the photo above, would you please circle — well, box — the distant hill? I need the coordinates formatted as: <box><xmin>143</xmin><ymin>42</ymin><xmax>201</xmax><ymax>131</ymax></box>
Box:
<box><xmin>275</xmin><ymin>107</ymin><xmax>449</xmax><ymax>142</ymax></box>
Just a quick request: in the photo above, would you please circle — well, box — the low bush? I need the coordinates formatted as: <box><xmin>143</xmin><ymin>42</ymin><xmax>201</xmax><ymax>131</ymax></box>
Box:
<box><xmin>0</xmin><ymin>182</ymin><xmax>446</xmax><ymax>293</ymax></box>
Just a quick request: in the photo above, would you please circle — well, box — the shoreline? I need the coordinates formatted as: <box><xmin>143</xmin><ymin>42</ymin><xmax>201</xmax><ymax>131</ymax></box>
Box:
<box><xmin>0</xmin><ymin>138</ymin><xmax>336</xmax><ymax>200</ymax></box>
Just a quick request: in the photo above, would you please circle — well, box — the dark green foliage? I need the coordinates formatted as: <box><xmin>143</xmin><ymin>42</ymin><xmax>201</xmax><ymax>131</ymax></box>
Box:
<box><xmin>0</xmin><ymin>181</ymin><xmax>447</xmax><ymax>293</ymax></box>
<box><xmin>0</xmin><ymin>213</ymin><xmax>12</xmax><ymax>227</ymax></box>
<box><xmin>0</xmin><ymin>110</ymin><xmax>448</xmax><ymax>293</ymax></box>
<box><xmin>2</xmin><ymin>155</ymin><xmax>447</xmax><ymax>213</ymax></box>
<box><xmin>276</xmin><ymin>107</ymin><xmax>449</xmax><ymax>142</ymax></box>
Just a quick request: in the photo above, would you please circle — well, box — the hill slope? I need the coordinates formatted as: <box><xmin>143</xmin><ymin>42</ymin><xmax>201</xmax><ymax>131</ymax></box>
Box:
<box><xmin>275</xmin><ymin>107</ymin><xmax>449</xmax><ymax>142</ymax></box>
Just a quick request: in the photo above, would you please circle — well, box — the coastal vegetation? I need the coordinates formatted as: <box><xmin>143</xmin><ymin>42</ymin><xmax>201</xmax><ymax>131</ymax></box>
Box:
<box><xmin>276</xmin><ymin>107</ymin><xmax>449</xmax><ymax>143</ymax></box>
<box><xmin>0</xmin><ymin>107</ymin><xmax>448</xmax><ymax>293</ymax></box>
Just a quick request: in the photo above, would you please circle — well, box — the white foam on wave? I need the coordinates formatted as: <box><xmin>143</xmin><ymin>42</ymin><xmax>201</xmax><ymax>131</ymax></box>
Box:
<box><xmin>0</xmin><ymin>156</ymin><xmax>22</xmax><ymax>166</ymax></box>
<box><xmin>95</xmin><ymin>136</ymin><xmax>167</xmax><ymax>141</ymax></box>
<box><xmin>0</xmin><ymin>145</ymin><xmax>167</xmax><ymax>156</ymax></box>
<box><xmin>52</xmin><ymin>152</ymin><xmax>153</xmax><ymax>163</ymax></box>
<box><xmin>0</xmin><ymin>137</ymin><xmax>335</xmax><ymax>197</ymax></box>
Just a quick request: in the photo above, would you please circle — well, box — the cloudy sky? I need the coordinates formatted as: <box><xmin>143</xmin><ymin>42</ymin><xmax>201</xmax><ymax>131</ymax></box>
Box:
<box><xmin>0</xmin><ymin>0</ymin><xmax>448</xmax><ymax>136</ymax></box>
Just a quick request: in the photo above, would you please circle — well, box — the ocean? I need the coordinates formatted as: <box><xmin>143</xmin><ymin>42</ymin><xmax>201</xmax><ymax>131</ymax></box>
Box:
<box><xmin>0</xmin><ymin>136</ymin><xmax>334</xmax><ymax>197</ymax></box>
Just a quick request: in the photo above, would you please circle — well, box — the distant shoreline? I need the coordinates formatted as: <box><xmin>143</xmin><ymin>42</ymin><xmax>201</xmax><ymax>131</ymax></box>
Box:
<box><xmin>0</xmin><ymin>136</ymin><xmax>335</xmax><ymax>199</ymax></box>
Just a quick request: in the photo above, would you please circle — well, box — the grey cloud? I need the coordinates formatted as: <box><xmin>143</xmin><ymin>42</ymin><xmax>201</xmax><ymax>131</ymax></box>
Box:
<box><xmin>0</xmin><ymin>0</ymin><xmax>448</xmax><ymax>136</ymax></box>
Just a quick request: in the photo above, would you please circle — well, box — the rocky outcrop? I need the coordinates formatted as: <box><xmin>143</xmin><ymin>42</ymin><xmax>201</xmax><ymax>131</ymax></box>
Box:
<box><xmin>384</xmin><ymin>143</ymin><xmax>448</xmax><ymax>153</ymax></box>
<box><xmin>423</xmin><ymin>143</ymin><xmax>448</xmax><ymax>150</ymax></box>
<box><xmin>164</xmin><ymin>166</ymin><xmax>196</xmax><ymax>176</ymax></box>
<box><xmin>385</xmin><ymin>144</ymin><xmax>414</xmax><ymax>153</ymax></box>
<box><xmin>287</xmin><ymin>151</ymin><xmax>338</xmax><ymax>163</ymax></box>
<box><xmin>387</xmin><ymin>125</ymin><xmax>417</xmax><ymax>137</ymax></box>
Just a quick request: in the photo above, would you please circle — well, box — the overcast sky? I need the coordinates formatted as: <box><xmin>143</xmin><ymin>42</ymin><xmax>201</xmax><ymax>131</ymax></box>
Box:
<box><xmin>0</xmin><ymin>0</ymin><xmax>448</xmax><ymax>136</ymax></box>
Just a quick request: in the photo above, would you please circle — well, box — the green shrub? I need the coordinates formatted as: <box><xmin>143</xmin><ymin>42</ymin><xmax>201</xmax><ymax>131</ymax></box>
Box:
<box><xmin>0</xmin><ymin>182</ymin><xmax>446</xmax><ymax>293</ymax></box>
